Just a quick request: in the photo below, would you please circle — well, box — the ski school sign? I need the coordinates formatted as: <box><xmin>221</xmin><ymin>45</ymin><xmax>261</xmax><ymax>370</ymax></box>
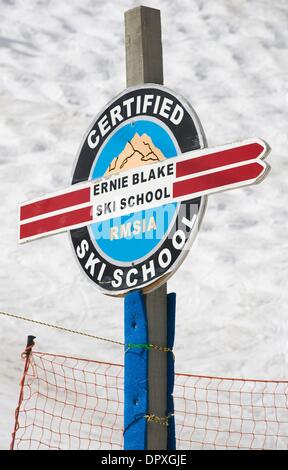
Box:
<box><xmin>18</xmin><ymin>84</ymin><xmax>271</xmax><ymax>295</ymax></box>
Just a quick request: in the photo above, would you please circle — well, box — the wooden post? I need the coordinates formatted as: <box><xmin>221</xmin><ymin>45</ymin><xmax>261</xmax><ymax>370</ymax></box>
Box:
<box><xmin>144</xmin><ymin>284</ymin><xmax>168</xmax><ymax>450</ymax></box>
<box><xmin>125</xmin><ymin>6</ymin><xmax>167</xmax><ymax>450</ymax></box>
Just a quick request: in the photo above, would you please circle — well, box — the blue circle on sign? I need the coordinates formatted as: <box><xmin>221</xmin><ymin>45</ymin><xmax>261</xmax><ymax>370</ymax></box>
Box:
<box><xmin>90</xmin><ymin>120</ymin><xmax>178</xmax><ymax>263</ymax></box>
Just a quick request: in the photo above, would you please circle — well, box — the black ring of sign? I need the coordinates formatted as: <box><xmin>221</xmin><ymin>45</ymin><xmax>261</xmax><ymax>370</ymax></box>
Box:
<box><xmin>70</xmin><ymin>85</ymin><xmax>206</xmax><ymax>294</ymax></box>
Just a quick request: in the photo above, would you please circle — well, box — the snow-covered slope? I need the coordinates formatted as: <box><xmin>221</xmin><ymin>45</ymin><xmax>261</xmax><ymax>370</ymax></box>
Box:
<box><xmin>0</xmin><ymin>0</ymin><xmax>287</xmax><ymax>448</ymax></box>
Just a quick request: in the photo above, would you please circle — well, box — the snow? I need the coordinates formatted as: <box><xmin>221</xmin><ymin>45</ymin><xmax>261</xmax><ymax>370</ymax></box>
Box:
<box><xmin>0</xmin><ymin>0</ymin><xmax>288</xmax><ymax>449</ymax></box>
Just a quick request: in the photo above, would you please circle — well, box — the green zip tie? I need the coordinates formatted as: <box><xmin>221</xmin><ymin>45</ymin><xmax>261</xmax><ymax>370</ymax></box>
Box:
<box><xmin>127</xmin><ymin>343</ymin><xmax>153</xmax><ymax>350</ymax></box>
<box><xmin>126</xmin><ymin>343</ymin><xmax>173</xmax><ymax>354</ymax></box>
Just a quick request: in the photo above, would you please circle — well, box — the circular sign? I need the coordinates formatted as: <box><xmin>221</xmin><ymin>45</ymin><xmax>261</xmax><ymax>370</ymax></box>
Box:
<box><xmin>70</xmin><ymin>84</ymin><xmax>207</xmax><ymax>295</ymax></box>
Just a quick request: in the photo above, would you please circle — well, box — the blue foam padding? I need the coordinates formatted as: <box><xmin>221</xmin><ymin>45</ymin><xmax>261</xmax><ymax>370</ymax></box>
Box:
<box><xmin>124</xmin><ymin>290</ymin><xmax>148</xmax><ymax>450</ymax></box>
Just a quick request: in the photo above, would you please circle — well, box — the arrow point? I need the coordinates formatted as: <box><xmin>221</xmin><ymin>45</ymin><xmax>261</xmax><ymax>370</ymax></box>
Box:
<box><xmin>256</xmin><ymin>138</ymin><xmax>271</xmax><ymax>160</ymax></box>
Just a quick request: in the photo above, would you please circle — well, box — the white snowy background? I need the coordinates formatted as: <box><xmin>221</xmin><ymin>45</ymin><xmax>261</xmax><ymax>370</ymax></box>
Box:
<box><xmin>0</xmin><ymin>0</ymin><xmax>287</xmax><ymax>448</ymax></box>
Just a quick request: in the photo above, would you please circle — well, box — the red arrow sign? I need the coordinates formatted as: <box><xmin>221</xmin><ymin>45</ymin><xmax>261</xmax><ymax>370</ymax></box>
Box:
<box><xmin>18</xmin><ymin>138</ymin><xmax>270</xmax><ymax>243</ymax></box>
<box><xmin>174</xmin><ymin>162</ymin><xmax>263</xmax><ymax>198</ymax></box>
<box><xmin>173</xmin><ymin>141</ymin><xmax>268</xmax><ymax>198</ymax></box>
<box><xmin>20</xmin><ymin>186</ymin><xmax>91</xmax><ymax>220</ymax></box>
<box><xmin>175</xmin><ymin>142</ymin><xmax>264</xmax><ymax>177</ymax></box>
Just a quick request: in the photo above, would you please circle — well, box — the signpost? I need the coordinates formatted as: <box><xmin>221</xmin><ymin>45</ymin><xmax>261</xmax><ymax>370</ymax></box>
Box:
<box><xmin>125</xmin><ymin>7</ymin><xmax>170</xmax><ymax>451</ymax></box>
<box><xmin>18</xmin><ymin>6</ymin><xmax>271</xmax><ymax>451</ymax></box>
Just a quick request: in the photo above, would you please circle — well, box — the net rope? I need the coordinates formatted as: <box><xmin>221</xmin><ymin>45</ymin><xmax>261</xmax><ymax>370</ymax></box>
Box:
<box><xmin>11</xmin><ymin>351</ymin><xmax>288</xmax><ymax>450</ymax></box>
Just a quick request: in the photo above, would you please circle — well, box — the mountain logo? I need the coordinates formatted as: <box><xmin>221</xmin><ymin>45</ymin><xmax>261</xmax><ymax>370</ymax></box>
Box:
<box><xmin>105</xmin><ymin>133</ymin><xmax>165</xmax><ymax>176</ymax></box>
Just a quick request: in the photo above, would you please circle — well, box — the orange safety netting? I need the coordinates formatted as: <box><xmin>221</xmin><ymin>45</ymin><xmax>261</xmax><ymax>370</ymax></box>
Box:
<box><xmin>11</xmin><ymin>351</ymin><xmax>288</xmax><ymax>450</ymax></box>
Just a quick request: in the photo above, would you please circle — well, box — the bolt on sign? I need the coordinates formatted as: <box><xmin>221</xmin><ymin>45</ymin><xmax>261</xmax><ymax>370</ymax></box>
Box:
<box><xmin>18</xmin><ymin>84</ymin><xmax>271</xmax><ymax>295</ymax></box>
